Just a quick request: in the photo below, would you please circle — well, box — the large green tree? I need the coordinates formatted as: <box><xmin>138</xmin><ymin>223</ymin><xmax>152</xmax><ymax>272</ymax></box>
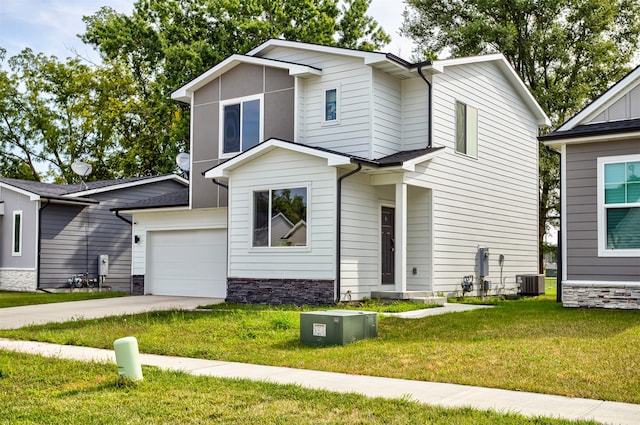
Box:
<box><xmin>0</xmin><ymin>49</ymin><xmax>135</xmax><ymax>183</ymax></box>
<box><xmin>80</xmin><ymin>0</ymin><xmax>390</xmax><ymax>176</ymax></box>
<box><xmin>402</xmin><ymin>0</ymin><xmax>640</xmax><ymax>272</ymax></box>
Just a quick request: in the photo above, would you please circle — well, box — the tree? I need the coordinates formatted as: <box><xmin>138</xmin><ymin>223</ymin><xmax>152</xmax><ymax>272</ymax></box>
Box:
<box><xmin>0</xmin><ymin>49</ymin><xmax>135</xmax><ymax>183</ymax></box>
<box><xmin>80</xmin><ymin>0</ymin><xmax>390</xmax><ymax>176</ymax></box>
<box><xmin>402</xmin><ymin>0</ymin><xmax>640</xmax><ymax>272</ymax></box>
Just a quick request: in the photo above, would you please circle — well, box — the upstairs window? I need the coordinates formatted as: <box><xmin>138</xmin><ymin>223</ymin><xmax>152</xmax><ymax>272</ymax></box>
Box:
<box><xmin>598</xmin><ymin>155</ymin><xmax>640</xmax><ymax>256</ymax></box>
<box><xmin>253</xmin><ymin>187</ymin><xmax>307</xmax><ymax>247</ymax></box>
<box><xmin>12</xmin><ymin>210</ymin><xmax>22</xmax><ymax>256</ymax></box>
<box><xmin>455</xmin><ymin>101</ymin><xmax>478</xmax><ymax>157</ymax></box>
<box><xmin>323</xmin><ymin>87</ymin><xmax>339</xmax><ymax>124</ymax></box>
<box><xmin>220</xmin><ymin>94</ymin><xmax>263</xmax><ymax>157</ymax></box>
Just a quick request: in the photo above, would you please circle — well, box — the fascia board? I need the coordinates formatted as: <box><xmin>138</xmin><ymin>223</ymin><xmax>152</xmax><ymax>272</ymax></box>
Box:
<box><xmin>203</xmin><ymin>140</ymin><xmax>351</xmax><ymax>179</ymax></box>
<box><xmin>171</xmin><ymin>55</ymin><xmax>321</xmax><ymax>102</ymax></box>
<box><xmin>542</xmin><ymin>130</ymin><xmax>640</xmax><ymax>147</ymax></box>
<box><xmin>65</xmin><ymin>175</ymin><xmax>188</xmax><ymax>198</ymax></box>
<box><xmin>0</xmin><ymin>182</ymin><xmax>40</xmax><ymax>201</ymax></box>
<box><xmin>249</xmin><ymin>39</ymin><xmax>387</xmax><ymax>64</ymax></box>
<box><xmin>432</xmin><ymin>54</ymin><xmax>551</xmax><ymax>127</ymax></box>
<box><xmin>557</xmin><ymin>67</ymin><xmax>640</xmax><ymax>132</ymax></box>
<box><xmin>401</xmin><ymin>148</ymin><xmax>447</xmax><ymax>172</ymax></box>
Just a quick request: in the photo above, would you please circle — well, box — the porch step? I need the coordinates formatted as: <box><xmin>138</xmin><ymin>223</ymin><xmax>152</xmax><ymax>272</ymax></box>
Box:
<box><xmin>371</xmin><ymin>290</ymin><xmax>434</xmax><ymax>300</ymax></box>
<box><xmin>408</xmin><ymin>297</ymin><xmax>446</xmax><ymax>306</ymax></box>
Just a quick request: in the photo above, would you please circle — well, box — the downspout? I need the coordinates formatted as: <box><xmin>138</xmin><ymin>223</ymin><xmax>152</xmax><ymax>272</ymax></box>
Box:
<box><xmin>114</xmin><ymin>211</ymin><xmax>133</xmax><ymax>226</ymax></box>
<box><xmin>36</xmin><ymin>199</ymin><xmax>51</xmax><ymax>290</ymax></box>
<box><xmin>336</xmin><ymin>163</ymin><xmax>362</xmax><ymax>303</ymax></box>
<box><xmin>417</xmin><ymin>64</ymin><xmax>433</xmax><ymax>149</ymax></box>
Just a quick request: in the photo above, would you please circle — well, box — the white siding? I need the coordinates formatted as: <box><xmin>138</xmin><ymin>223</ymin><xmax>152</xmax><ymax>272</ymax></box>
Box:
<box><xmin>263</xmin><ymin>48</ymin><xmax>373</xmax><ymax>158</ymax></box>
<box><xmin>372</xmin><ymin>69</ymin><xmax>402</xmax><ymax>158</ymax></box>
<box><xmin>131</xmin><ymin>208</ymin><xmax>227</xmax><ymax>275</ymax></box>
<box><xmin>227</xmin><ymin>149</ymin><xmax>337</xmax><ymax>279</ymax></box>
<box><xmin>406</xmin><ymin>186</ymin><xmax>432</xmax><ymax>291</ymax></box>
<box><xmin>402</xmin><ymin>78</ymin><xmax>430</xmax><ymax>151</ymax></box>
<box><xmin>413</xmin><ymin>60</ymin><xmax>539</xmax><ymax>295</ymax></box>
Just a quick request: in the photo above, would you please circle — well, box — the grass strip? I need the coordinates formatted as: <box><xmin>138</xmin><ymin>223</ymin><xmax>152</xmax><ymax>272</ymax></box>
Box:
<box><xmin>0</xmin><ymin>351</ymin><xmax>599</xmax><ymax>425</ymax></box>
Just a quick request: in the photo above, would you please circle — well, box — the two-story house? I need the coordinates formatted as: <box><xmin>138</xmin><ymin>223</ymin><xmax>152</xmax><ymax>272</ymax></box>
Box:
<box><xmin>114</xmin><ymin>40</ymin><xmax>550</xmax><ymax>304</ymax></box>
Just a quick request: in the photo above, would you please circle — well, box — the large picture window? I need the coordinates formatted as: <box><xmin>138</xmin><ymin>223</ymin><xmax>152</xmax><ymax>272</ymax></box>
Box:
<box><xmin>253</xmin><ymin>187</ymin><xmax>307</xmax><ymax>247</ymax></box>
<box><xmin>12</xmin><ymin>210</ymin><xmax>22</xmax><ymax>256</ymax></box>
<box><xmin>220</xmin><ymin>95</ymin><xmax>262</xmax><ymax>157</ymax></box>
<box><xmin>598</xmin><ymin>154</ymin><xmax>640</xmax><ymax>256</ymax></box>
<box><xmin>455</xmin><ymin>101</ymin><xmax>478</xmax><ymax>157</ymax></box>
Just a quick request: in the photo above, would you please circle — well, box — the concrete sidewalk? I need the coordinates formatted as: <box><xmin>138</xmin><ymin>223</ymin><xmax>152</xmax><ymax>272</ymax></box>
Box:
<box><xmin>0</xmin><ymin>338</ymin><xmax>637</xmax><ymax>425</ymax></box>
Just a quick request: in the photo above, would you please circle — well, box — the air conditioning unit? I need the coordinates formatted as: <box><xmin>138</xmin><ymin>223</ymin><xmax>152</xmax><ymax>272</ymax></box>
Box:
<box><xmin>516</xmin><ymin>274</ymin><xmax>545</xmax><ymax>295</ymax></box>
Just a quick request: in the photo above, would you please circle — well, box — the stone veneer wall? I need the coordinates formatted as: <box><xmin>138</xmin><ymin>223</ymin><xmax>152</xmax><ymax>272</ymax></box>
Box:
<box><xmin>227</xmin><ymin>278</ymin><xmax>334</xmax><ymax>306</ymax></box>
<box><xmin>563</xmin><ymin>283</ymin><xmax>640</xmax><ymax>309</ymax></box>
<box><xmin>132</xmin><ymin>275</ymin><xmax>145</xmax><ymax>295</ymax></box>
<box><xmin>0</xmin><ymin>269</ymin><xmax>37</xmax><ymax>292</ymax></box>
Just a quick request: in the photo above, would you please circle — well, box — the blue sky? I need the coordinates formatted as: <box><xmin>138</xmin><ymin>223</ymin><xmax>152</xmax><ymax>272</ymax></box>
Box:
<box><xmin>0</xmin><ymin>0</ymin><xmax>415</xmax><ymax>63</ymax></box>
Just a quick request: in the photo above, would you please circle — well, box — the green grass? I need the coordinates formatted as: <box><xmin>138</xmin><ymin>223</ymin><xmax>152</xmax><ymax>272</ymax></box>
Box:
<box><xmin>0</xmin><ymin>351</ymin><xmax>599</xmax><ymax>424</ymax></box>
<box><xmin>2</xmin><ymin>295</ymin><xmax>640</xmax><ymax>404</ymax></box>
<box><xmin>0</xmin><ymin>291</ymin><xmax>127</xmax><ymax>308</ymax></box>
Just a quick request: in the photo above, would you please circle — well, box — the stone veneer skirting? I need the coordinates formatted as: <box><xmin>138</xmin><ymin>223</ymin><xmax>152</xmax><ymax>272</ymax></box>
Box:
<box><xmin>563</xmin><ymin>282</ymin><xmax>640</xmax><ymax>309</ymax></box>
<box><xmin>0</xmin><ymin>269</ymin><xmax>37</xmax><ymax>292</ymax></box>
<box><xmin>227</xmin><ymin>278</ymin><xmax>335</xmax><ymax>306</ymax></box>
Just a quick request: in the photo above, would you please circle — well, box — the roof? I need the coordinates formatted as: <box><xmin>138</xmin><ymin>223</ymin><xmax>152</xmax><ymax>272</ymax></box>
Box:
<box><xmin>203</xmin><ymin>138</ymin><xmax>446</xmax><ymax>179</ymax></box>
<box><xmin>172</xmin><ymin>39</ymin><xmax>549</xmax><ymax>126</ymax></box>
<box><xmin>555</xmin><ymin>65</ymin><xmax>640</xmax><ymax>132</ymax></box>
<box><xmin>539</xmin><ymin>118</ymin><xmax>640</xmax><ymax>142</ymax></box>
<box><xmin>110</xmin><ymin>187</ymin><xmax>189</xmax><ymax>212</ymax></box>
<box><xmin>0</xmin><ymin>174</ymin><xmax>187</xmax><ymax>204</ymax></box>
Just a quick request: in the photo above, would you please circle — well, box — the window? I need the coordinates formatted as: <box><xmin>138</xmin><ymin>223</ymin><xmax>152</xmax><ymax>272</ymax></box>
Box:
<box><xmin>323</xmin><ymin>87</ymin><xmax>339</xmax><ymax>124</ymax></box>
<box><xmin>253</xmin><ymin>187</ymin><xmax>307</xmax><ymax>247</ymax></box>
<box><xmin>12</xmin><ymin>210</ymin><xmax>22</xmax><ymax>256</ymax></box>
<box><xmin>455</xmin><ymin>101</ymin><xmax>478</xmax><ymax>157</ymax></box>
<box><xmin>220</xmin><ymin>94</ymin><xmax>262</xmax><ymax>157</ymax></box>
<box><xmin>598</xmin><ymin>154</ymin><xmax>640</xmax><ymax>256</ymax></box>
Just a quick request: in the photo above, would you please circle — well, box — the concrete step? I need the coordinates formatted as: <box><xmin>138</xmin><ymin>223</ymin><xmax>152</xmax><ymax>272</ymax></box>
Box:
<box><xmin>409</xmin><ymin>297</ymin><xmax>447</xmax><ymax>306</ymax></box>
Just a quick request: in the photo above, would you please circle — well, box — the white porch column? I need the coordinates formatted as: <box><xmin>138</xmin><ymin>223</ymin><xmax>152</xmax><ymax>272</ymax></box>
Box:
<box><xmin>394</xmin><ymin>183</ymin><xmax>407</xmax><ymax>292</ymax></box>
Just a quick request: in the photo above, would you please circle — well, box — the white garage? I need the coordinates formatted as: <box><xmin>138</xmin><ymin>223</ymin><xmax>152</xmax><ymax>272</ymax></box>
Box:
<box><xmin>146</xmin><ymin>228</ymin><xmax>227</xmax><ymax>297</ymax></box>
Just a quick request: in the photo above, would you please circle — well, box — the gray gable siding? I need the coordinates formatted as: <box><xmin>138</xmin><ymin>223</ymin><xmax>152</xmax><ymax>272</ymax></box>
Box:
<box><xmin>565</xmin><ymin>139</ymin><xmax>640</xmax><ymax>281</ymax></box>
<box><xmin>191</xmin><ymin>63</ymin><xmax>295</xmax><ymax>209</ymax></box>
<box><xmin>0</xmin><ymin>188</ymin><xmax>37</xmax><ymax>268</ymax></box>
<box><xmin>39</xmin><ymin>180</ymin><xmax>184</xmax><ymax>292</ymax></box>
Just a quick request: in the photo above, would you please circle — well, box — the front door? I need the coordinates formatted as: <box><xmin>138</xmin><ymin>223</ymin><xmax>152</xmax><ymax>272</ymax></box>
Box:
<box><xmin>381</xmin><ymin>206</ymin><xmax>395</xmax><ymax>285</ymax></box>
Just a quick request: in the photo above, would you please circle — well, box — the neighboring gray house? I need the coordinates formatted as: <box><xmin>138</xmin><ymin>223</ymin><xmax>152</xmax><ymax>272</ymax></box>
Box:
<box><xmin>116</xmin><ymin>40</ymin><xmax>549</xmax><ymax>304</ymax></box>
<box><xmin>541</xmin><ymin>65</ymin><xmax>640</xmax><ymax>309</ymax></box>
<box><xmin>0</xmin><ymin>175</ymin><xmax>187</xmax><ymax>293</ymax></box>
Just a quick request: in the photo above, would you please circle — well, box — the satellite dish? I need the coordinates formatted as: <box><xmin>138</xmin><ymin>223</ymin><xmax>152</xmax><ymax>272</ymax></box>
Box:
<box><xmin>71</xmin><ymin>161</ymin><xmax>92</xmax><ymax>177</ymax></box>
<box><xmin>176</xmin><ymin>152</ymin><xmax>190</xmax><ymax>172</ymax></box>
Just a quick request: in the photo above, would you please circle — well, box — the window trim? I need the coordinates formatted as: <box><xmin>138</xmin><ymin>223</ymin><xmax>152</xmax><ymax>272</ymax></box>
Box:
<box><xmin>12</xmin><ymin>210</ymin><xmax>22</xmax><ymax>256</ymax></box>
<box><xmin>322</xmin><ymin>86</ymin><xmax>340</xmax><ymax>126</ymax></box>
<box><xmin>219</xmin><ymin>93</ymin><xmax>264</xmax><ymax>159</ymax></box>
<box><xmin>250</xmin><ymin>184</ymin><xmax>310</xmax><ymax>250</ymax></box>
<box><xmin>597</xmin><ymin>154</ymin><xmax>640</xmax><ymax>257</ymax></box>
<box><xmin>455</xmin><ymin>101</ymin><xmax>478</xmax><ymax>158</ymax></box>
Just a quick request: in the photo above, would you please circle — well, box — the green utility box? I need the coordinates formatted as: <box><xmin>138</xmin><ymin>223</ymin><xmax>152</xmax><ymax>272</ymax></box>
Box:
<box><xmin>300</xmin><ymin>310</ymin><xmax>378</xmax><ymax>346</ymax></box>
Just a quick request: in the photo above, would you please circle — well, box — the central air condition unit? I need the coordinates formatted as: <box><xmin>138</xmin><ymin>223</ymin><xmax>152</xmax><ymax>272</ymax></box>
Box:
<box><xmin>517</xmin><ymin>274</ymin><xmax>545</xmax><ymax>295</ymax></box>
<box><xmin>300</xmin><ymin>310</ymin><xmax>378</xmax><ymax>346</ymax></box>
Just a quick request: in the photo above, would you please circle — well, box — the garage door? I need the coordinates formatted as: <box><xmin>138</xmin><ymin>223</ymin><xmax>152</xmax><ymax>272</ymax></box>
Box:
<box><xmin>146</xmin><ymin>229</ymin><xmax>227</xmax><ymax>297</ymax></box>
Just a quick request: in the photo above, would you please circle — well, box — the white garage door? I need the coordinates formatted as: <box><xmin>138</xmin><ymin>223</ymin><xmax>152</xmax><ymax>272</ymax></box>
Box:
<box><xmin>146</xmin><ymin>229</ymin><xmax>227</xmax><ymax>298</ymax></box>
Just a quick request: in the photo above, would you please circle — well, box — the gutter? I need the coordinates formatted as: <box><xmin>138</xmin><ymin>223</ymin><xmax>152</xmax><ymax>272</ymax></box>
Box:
<box><xmin>335</xmin><ymin>163</ymin><xmax>362</xmax><ymax>303</ymax></box>
<box><xmin>416</xmin><ymin>63</ymin><xmax>433</xmax><ymax>148</ymax></box>
<box><xmin>36</xmin><ymin>199</ymin><xmax>51</xmax><ymax>290</ymax></box>
<box><xmin>114</xmin><ymin>211</ymin><xmax>133</xmax><ymax>226</ymax></box>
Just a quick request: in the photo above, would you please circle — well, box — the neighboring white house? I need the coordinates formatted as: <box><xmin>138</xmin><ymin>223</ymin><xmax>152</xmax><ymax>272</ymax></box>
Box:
<box><xmin>541</xmin><ymin>65</ymin><xmax>640</xmax><ymax>309</ymax></box>
<box><xmin>114</xmin><ymin>39</ymin><xmax>550</xmax><ymax>304</ymax></box>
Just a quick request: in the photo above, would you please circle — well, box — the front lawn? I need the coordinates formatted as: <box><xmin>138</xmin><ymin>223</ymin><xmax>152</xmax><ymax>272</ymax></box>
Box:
<box><xmin>1</xmin><ymin>295</ymin><xmax>639</xmax><ymax>404</ymax></box>
<box><xmin>0</xmin><ymin>351</ymin><xmax>599</xmax><ymax>425</ymax></box>
<box><xmin>0</xmin><ymin>291</ymin><xmax>127</xmax><ymax>308</ymax></box>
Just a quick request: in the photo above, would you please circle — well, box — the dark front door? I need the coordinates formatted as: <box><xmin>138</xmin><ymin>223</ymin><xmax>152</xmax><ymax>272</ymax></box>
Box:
<box><xmin>381</xmin><ymin>206</ymin><xmax>395</xmax><ymax>285</ymax></box>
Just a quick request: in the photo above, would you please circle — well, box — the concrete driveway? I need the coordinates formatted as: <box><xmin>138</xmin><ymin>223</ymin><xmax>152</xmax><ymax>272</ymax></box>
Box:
<box><xmin>0</xmin><ymin>295</ymin><xmax>224</xmax><ymax>330</ymax></box>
